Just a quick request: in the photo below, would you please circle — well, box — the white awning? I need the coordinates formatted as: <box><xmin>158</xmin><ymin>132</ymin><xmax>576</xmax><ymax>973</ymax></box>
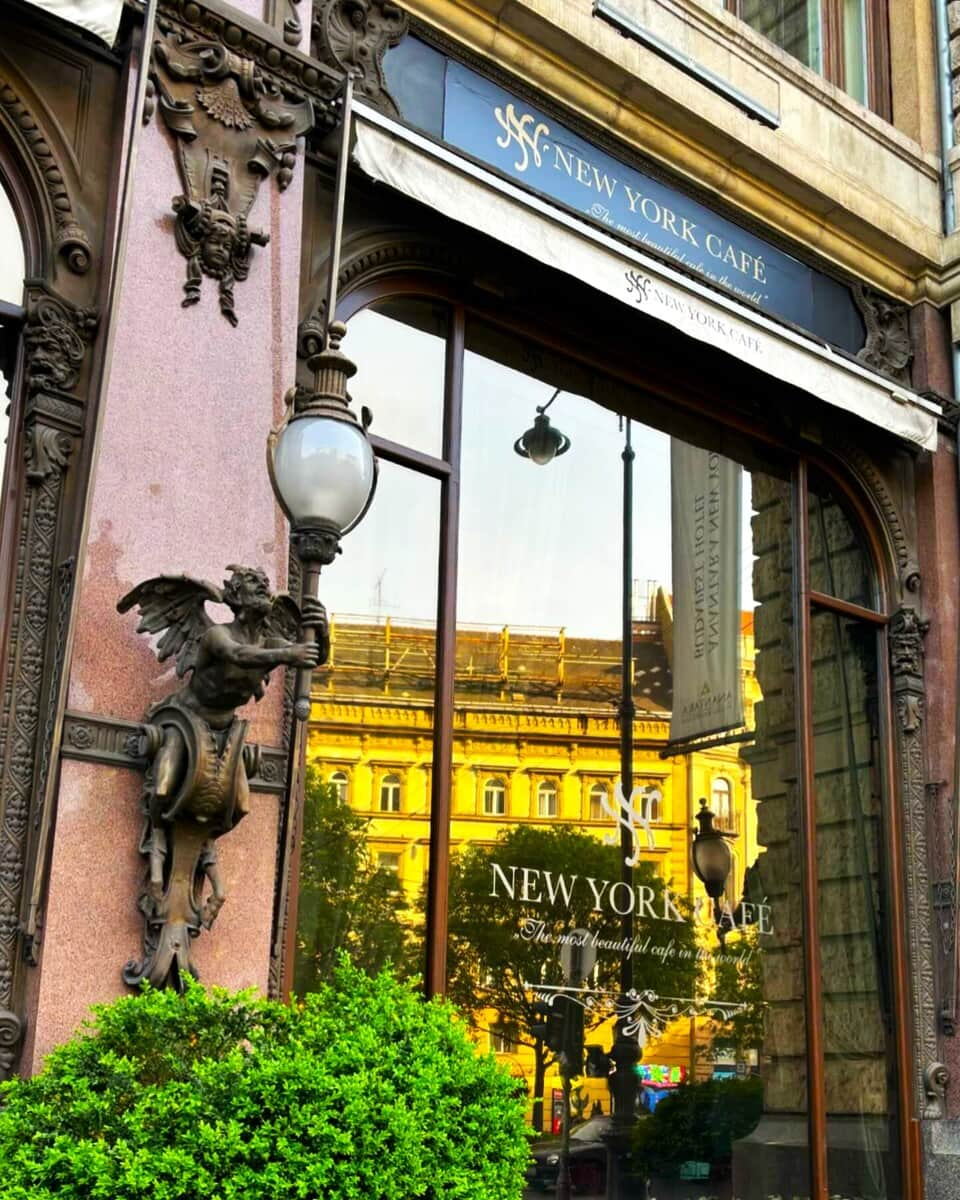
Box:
<box><xmin>353</xmin><ymin>105</ymin><xmax>940</xmax><ymax>452</ymax></box>
<box><xmin>21</xmin><ymin>0</ymin><xmax>123</xmax><ymax>44</ymax></box>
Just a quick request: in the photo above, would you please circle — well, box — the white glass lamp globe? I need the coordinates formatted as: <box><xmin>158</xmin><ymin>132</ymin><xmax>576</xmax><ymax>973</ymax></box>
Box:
<box><xmin>272</xmin><ymin>414</ymin><xmax>376</xmax><ymax>532</ymax></box>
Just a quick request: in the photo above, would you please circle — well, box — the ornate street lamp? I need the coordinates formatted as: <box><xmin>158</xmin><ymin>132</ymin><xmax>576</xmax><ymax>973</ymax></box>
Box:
<box><xmin>267</xmin><ymin>73</ymin><xmax>377</xmax><ymax>720</ymax></box>
<box><xmin>267</xmin><ymin>324</ymin><xmax>376</xmax><ymax>719</ymax></box>
<box><xmin>513</xmin><ymin>387</ymin><xmax>571</xmax><ymax>464</ymax></box>
<box><xmin>692</xmin><ymin>797</ymin><xmax>735</xmax><ymax>932</ymax></box>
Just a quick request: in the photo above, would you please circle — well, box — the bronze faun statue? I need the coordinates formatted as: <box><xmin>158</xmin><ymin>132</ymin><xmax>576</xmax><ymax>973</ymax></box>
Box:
<box><xmin>117</xmin><ymin>565</ymin><xmax>326</xmax><ymax>991</ymax></box>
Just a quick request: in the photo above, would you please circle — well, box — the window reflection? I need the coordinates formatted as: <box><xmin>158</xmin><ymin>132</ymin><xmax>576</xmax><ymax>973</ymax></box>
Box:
<box><xmin>301</xmin><ymin>459</ymin><xmax>441</xmax><ymax>989</ymax></box>
<box><xmin>346</xmin><ymin>297</ymin><xmax>448</xmax><ymax>456</ymax></box>
<box><xmin>300</xmin><ymin>295</ymin><xmax>901</xmax><ymax>1197</ymax></box>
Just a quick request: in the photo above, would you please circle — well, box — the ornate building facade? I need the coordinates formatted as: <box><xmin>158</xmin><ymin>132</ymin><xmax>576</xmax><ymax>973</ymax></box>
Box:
<box><xmin>1</xmin><ymin>0</ymin><xmax>960</xmax><ymax>1196</ymax></box>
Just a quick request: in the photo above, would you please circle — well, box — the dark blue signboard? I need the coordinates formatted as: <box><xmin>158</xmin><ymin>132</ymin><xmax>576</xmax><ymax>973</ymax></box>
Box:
<box><xmin>384</xmin><ymin>39</ymin><xmax>864</xmax><ymax>353</ymax></box>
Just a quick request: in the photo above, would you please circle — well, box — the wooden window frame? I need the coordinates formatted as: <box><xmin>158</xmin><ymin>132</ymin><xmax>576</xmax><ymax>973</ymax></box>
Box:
<box><xmin>294</xmin><ymin>273</ymin><xmax>922</xmax><ymax>1198</ymax></box>
<box><xmin>724</xmin><ymin>0</ymin><xmax>891</xmax><ymax>119</ymax></box>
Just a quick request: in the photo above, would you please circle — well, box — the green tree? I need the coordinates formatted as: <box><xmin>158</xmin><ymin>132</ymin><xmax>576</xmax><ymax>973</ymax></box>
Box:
<box><xmin>709</xmin><ymin>924</ymin><xmax>766</xmax><ymax>1061</ymax></box>
<box><xmin>443</xmin><ymin>825</ymin><xmax>697</xmax><ymax>1130</ymax></box>
<box><xmin>293</xmin><ymin>768</ymin><xmax>408</xmax><ymax>992</ymax></box>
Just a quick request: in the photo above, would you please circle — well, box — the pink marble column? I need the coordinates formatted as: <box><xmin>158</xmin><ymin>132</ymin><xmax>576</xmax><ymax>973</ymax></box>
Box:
<box><xmin>25</xmin><ymin>74</ymin><xmax>305</xmax><ymax>1069</ymax></box>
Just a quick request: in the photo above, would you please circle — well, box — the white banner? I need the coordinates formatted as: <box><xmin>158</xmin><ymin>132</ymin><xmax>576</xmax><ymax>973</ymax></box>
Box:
<box><xmin>669</xmin><ymin>442</ymin><xmax>743</xmax><ymax>743</ymax></box>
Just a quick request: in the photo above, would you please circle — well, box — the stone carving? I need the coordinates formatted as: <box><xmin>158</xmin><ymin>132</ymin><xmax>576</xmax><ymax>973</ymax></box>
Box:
<box><xmin>118</xmin><ymin>566</ymin><xmax>325</xmax><ymax>990</ymax></box>
<box><xmin>268</xmin><ymin>0</ymin><xmax>304</xmax><ymax>46</ymax></box>
<box><xmin>0</xmin><ymin>283</ymin><xmax>95</xmax><ymax>1079</ymax></box>
<box><xmin>24</xmin><ymin>293</ymin><xmax>98</xmax><ymax>399</ymax></box>
<box><xmin>887</xmin><ymin>605</ymin><xmax>940</xmax><ymax>1094</ymax></box>
<box><xmin>853</xmin><ymin>283</ymin><xmax>913</xmax><ymax>387</ymax></box>
<box><xmin>312</xmin><ymin>0</ymin><xmax>408</xmax><ymax>115</ymax></box>
<box><xmin>923</xmin><ymin>1061</ymin><xmax>950</xmax><ymax>1119</ymax></box>
<box><xmin>889</xmin><ymin>607</ymin><xmax>927</xmax><ymax>680</ymax></box>
<box><xmin>0</xmin><ymin>80</ymin><xmax>91</xmax><ymax>273</ymax></box>
<box><xmin>150</xmin><ymin>30</ymin><xmax>314</xmax><ymax>325</ymax></box>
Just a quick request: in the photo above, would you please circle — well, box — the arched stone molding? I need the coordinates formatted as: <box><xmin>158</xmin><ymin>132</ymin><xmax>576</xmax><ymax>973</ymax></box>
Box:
<box><xmin>297</xmin><ymin>228</ymin><xmax>468</xmax><ymax>373</ymax></box>
<box><xmin>0</xmin><ymin>63</ymin><xmax>92</xmax><ymax>281</ymax></box>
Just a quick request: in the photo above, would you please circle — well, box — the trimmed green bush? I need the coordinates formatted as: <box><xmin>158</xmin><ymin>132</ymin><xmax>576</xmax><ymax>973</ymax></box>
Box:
<box><xmin>0</xmin><ymin>961</ymin><xmax>530</xmax><ymax>1199</ymax></box>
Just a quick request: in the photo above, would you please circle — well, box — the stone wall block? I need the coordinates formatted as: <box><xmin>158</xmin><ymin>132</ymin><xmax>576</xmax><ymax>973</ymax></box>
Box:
<box><xmin>825</xmin><ymin>1057</ymin><xmax>886</xmax><ymax>1114</ymax></box>
<box><xmin>762</xmin><ymin>947</ymin><xmax>804</xmax><ymax>1002</ymax></box>
<box><xmin>764</xmin><ymin>1059</ymin><xmax>808</xmax><ymax>1112</ymax></box>
<box><xmin>766</xmin><ymin>1001</ymin><xmax>807</xmax><ymax>1056</ymax></box>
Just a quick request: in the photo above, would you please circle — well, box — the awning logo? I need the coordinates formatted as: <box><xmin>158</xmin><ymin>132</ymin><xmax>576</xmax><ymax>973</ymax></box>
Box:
<box><xmin>494</xmin><ymin>103</ymin><xmax>550</xmax><ymax>172</ymax></box>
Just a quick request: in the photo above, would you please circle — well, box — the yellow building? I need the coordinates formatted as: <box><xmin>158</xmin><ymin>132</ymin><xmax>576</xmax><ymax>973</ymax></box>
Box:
<box><xmin>307</xmin><ymin>588</ymin><xmax>760</xmax><ymax>1114</ymax></box>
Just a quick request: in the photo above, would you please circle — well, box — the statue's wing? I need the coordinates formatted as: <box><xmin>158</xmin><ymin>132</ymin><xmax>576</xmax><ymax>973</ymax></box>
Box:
<box><xmin>117</xmin><ymin>574</ymin><xmax>222</xmax><ymax>677</ymax></box>
<box><xmin>265</xmin><ymin>593</ymin><xmax>302</xmax><ymax>643</ymax></box>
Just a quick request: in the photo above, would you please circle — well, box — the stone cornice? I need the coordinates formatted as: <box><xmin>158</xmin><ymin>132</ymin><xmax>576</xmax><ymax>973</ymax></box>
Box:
<box><xmin>153</xmin><ymin>0</ymin><xmax>341</xmax><ymax>110</ymax></box>
<box><xmin>402</xmin><ymin>0</ymin><xmax>949</xmax><ymax>306</ymax></box>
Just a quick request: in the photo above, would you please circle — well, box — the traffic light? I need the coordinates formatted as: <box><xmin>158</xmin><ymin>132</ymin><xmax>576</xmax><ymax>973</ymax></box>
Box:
<box><xmin>585</xmin><ymin>1044</ymin><xmax>611</xmax><ymax>1078</ymax></box>
<box><xmin>529</xmin><ymin>996</ymin><xmax>584</xmax><ymax>1076</ymax></box>
<box><xmin>530</xmin><ymin>999</ymin><xmax>566</xmax><ymax>1054</ymax></box>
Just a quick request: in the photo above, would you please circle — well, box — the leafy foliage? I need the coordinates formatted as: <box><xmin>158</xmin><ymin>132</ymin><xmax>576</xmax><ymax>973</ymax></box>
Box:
<box><xmin>294</xmin><ymin>768</ymin><xmax>409</xmax><ymax>990</ymax></box>
<box><xmin>0</xmin><ymin>962</ymin><xmax>530</xmax><ymax>1200</ymax></box>
<box><xmin>709</xmin><ymin>924</ymin><xmax>766</xmax><ymax>1060</ymax></box>
<box><xmin>633</xmin><ymin>1076</ymin><xmax>763</xmax><ymax>1180</ymax></box>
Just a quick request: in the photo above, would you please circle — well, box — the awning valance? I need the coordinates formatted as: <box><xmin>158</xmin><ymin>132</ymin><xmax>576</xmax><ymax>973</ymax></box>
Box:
<box><xmin>353</xmin><ymin>105</ymin><xmax>939</xmax><ymax>453</ymax></box>
<box><xmin>20</xmin><ymin>0</ymin><xmax>123</xmax><ymax>44</ymax></box>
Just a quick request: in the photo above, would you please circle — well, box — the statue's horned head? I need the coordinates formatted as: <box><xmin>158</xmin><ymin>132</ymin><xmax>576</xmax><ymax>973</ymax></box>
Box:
<box><xmin>223</xmin><ymin>565</ymin><xmax>272</xmax><ymax>615</ymax></box>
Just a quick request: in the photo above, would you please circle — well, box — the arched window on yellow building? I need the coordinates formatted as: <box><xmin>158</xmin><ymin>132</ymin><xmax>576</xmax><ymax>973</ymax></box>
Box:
<box><xmin>380</xmin><ymin>774</ymin><xmax>402</xmax><ymax>813</ymax></box>
<box><xmin>329</xmin><ymin>770</ymin><xmax>349</xmax><ymax>804</ymax></box>
<box><xmin>483</xmin><ymin>778</ymin><xmax>506</xmax><ymax>816</ymax></box>
<box><xmin>588</xmin><ymin>782</ymin><xmax>608</xmax><ymax>821</ymax></box>
<box><xmin>711</xmin><ymin>777</ymin><xmax>733</xmax><ymax>828</ymax></box>
<box><xmin>536</xmin><ymin>781</ymin><xmax>558</xmax><ymax>818</ymax></box>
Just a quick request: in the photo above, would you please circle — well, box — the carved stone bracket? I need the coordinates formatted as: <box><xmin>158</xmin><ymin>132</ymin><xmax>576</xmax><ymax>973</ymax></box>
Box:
<box><xmin>888</xmin><ymin>607</ymin><xmax>940</xmax><ymax>1103</ymax></box>
<box><xmin>61</xmin><ymin>711</ymin><xmax>287</xmax><ymax>793</ymax></box>
<box><xmin>312</xmin><ymin>0</ymin><xmax>408</xmax><ymax>116</ymax></box>
<box><xmin>149</xmin><ymin>26</ymin><xmax>316</xmax><ymax>326</ymax></box>
<box><xmin>853</xmin><ymin>283</ymin><xmax>913</xmax><ymax>388</ymax></box>
<box><xmin>0</xmin><ymin>80</ymin><xmax>92</xmax><ymax>274</ymax></box>
<box><xmin>923</xmin><ymin>1061</ymin><xmax>950</xmax><ymax>1120</ymax></box>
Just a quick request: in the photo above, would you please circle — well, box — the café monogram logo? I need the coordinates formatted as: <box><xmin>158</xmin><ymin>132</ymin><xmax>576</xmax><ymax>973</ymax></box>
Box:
<box><xmin>601</xmin><ymin>783</ymin><xmax>659</xmax><ymax>866</ymax></box>
<box><xmin>494</xmin><ymin>102</ymin><xmax>550</xmax><ymax>173</ymax></box>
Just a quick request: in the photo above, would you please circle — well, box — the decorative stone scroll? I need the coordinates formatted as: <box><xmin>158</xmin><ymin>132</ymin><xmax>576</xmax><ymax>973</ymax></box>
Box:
<box><xmin>852</xmin><ymin>283</ymin><xmax>913</xmax><ymax>387</ymax></box>
<box><xmin>311</xmin><ymin>0</ymin><xmax>408</xmax><ymax>116</ymax></box>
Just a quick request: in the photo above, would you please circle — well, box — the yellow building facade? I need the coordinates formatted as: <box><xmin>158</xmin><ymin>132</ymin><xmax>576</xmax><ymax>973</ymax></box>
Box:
<box><xmin>307</xmin><ymin>591</ymin><xmax>760</xmax><ymax>1113</ymax></box>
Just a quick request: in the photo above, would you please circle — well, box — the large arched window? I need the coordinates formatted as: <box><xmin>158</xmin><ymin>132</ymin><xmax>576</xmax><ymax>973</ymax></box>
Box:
<box><xmin>291</xmin><ymin>271</ymin><xmax>917</xmax><ymax>1196</ymax></box>
<box><xmin>328</xmin><ymin>770</ymin><xmax>349</xmax><ymax>804</ymax></box>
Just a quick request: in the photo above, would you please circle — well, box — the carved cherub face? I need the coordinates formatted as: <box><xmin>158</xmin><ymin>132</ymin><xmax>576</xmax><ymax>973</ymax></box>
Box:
<box><xmin>223</xmin><ymin>566</ymin><xmax>272</xmax><ymax>618</ymax></box>
<box><xmin>201</xmin><ymin>218</ymin><xmax>236</xmax><ymax>272</ymax></box>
